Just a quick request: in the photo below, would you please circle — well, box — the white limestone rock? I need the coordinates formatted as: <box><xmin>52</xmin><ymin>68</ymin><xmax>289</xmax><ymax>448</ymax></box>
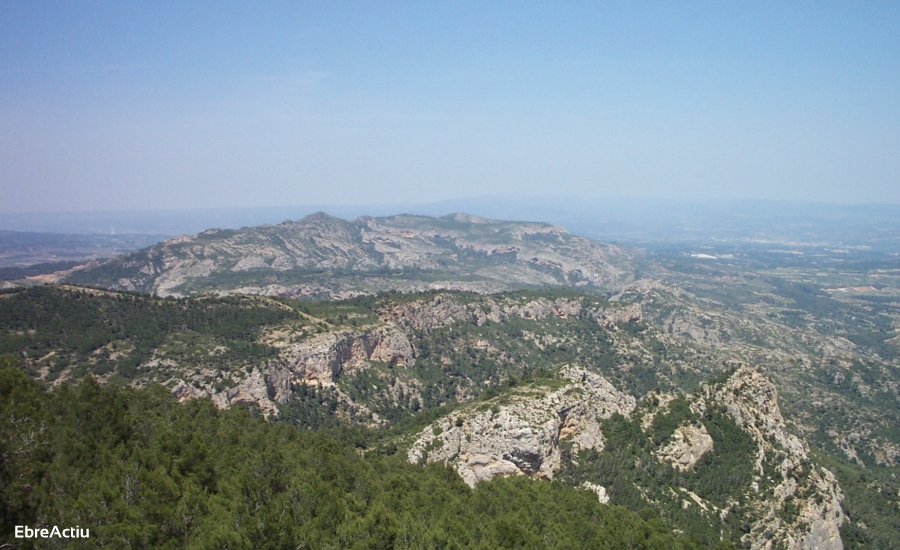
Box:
<box><xmin>581</xmin><ymin>482</ymin><xmax>610</xmax><ymax>504</ymax></box>
<box><xmin>706</xmin><ymin>366</ymin><xmax>845</xmax><ymax>550</ymax></box>
<box><xmin>408</xmin><ymin>365</ymin><xmax>635</xmax><ymax>487</ymax></box>
<box><xmin>279</xmin><ymin>326</ymin><xmax>414</xmax><ymax>386</ymax></box>
<box><xmin>656</xmin><ymin>423</ymin><xmax>714</xmax><ymax>470</ymax></box>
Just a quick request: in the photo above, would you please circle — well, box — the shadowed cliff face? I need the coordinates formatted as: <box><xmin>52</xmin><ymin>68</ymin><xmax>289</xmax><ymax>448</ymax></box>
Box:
<box><xmin>58</xmin><ymin>212</ymin><xmax>639</xmax><ymax>297</ymax></box>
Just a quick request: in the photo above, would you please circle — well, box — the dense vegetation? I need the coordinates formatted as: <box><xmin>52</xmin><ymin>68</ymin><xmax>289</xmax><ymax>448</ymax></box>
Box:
<box><xmin>0</xmin><ymin>356</ymin><xmax>704</xmax><ymax>549</ymax></box>
<box><xmin>822</xmin><ymin>455</ymin><xmax>900</xmax><ymax>550</ymax></box>
<box><xmin>0</xmin><ymin>286</ymin><xmax>299</xmax><ymax>383</ymax></box>
<box><xmin>558</xmin><ymin>398</ymin><xmax>756</xmax><ymax>548</ymax></box>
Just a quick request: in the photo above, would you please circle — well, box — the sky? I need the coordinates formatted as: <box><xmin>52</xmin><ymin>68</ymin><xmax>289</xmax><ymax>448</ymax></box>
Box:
<box><xmin>2</xmin><ymin>1</ymin><xmax>899</xmax><ymax>213</ymax></box>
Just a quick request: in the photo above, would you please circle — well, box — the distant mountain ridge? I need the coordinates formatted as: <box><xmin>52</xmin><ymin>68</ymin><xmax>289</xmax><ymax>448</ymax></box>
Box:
<box><xmin>61</xmin><ymin>212</ymin><xmax>640</xmax><ymax>298</ymax></box>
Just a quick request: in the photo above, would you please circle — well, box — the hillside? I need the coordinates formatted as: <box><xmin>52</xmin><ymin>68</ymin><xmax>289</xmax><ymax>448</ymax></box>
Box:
<box><xmin>0</xmin><ymin>357</ymin><xmax>701</xmax><ymax>549</ymax></box>
<box><xmin>0</xmin><ymin>284</ymin><xmax>869</xmax><ymax>548</ymax></box>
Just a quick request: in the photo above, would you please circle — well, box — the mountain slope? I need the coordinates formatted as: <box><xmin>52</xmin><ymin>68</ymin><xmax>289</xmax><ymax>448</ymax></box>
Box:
<box><xmin>408</xmin><ymin>365</ymin><xmax>845</xmax><ymax>549</ymax></box>
<box><xmin>5</xmin><ymin>210</ymin><xmax>900</xmax><ymax>547</ymax></box>
<box><xmin>0</xmin><ymin>358</ymin><xmax>703</xmax><ymax>549</ymax></box>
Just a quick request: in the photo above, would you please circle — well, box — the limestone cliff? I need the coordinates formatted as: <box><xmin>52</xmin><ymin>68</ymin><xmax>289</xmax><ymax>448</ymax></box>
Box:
<box><xmin>169</xmin><ymin>325</ymin><xmax>414</xmax><ymax>419</ymax></box>
<box><xmin>407</xmin><ymin>365</ymin><xmax>635</xmax><ymax>487</ymax></box>
<box><xmin>380</xmin><ymin>293</ymin><xmax>639</xmax><ymax>331</ymax></box>
<box><xmin>406</xmin><ymin>362</ymin><xmax>844</xmax><ymax>550</ymax></box>
<box><xmin>275</xmin><ymin>327</ymin><xmax>414</xmax><ymax>386</ymax></box>
<box><xmin>171</xmin><ymin>365</ymin><xmax>282</xmax><ymax>417</ymax></box>
<box><xmin>164</xmin><ymin>292</ymin><xmax>641</xmax><ymax>420</ymax></box>
<box><xmin>656</xmin><ymin>423</ymin><xmax>714</xmax><ymax>470</ymax></box>
<box><xmin>701</xmin><ymin>366</ymin><xmax>845</xmax><ymax>550</ymax></box>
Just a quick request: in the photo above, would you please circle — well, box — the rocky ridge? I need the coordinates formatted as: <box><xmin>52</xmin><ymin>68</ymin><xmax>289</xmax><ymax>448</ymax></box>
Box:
<box><xmin>165</xmin><ymin>293</ymin><xmax>642</xmax><ymax>422</ymax></box>
<box><xmin>169</xmin><ymin>325</ymin><xmax>415</xmax><ymax>422</ymax></box>
<box><xmin>699</xmin><ymin>367</ymin><xmax>845</xmax><ymax>550</ymax></box>
<box><xmin>378</xmin><ymin>293</ymin><xmax>640</xmax><ymax>331</ymax></box>
<box><xmin>3</xmin><ymin>281</ymin><xmax>865</xmax><ymax>547</ymax></box>
<box><xmin>628</xmin><ymin>279</ymin><xmax>900</xmax><ymax>472</ymax></box>
<box><xmin>408</xmin><ymin>363</ymin><xmax>844</xmax><ymax>550</ymax></box>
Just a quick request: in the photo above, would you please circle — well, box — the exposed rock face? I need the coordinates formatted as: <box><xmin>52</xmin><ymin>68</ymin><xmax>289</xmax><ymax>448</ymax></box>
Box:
<box><xmin>581</xmin><ymin>482</ymin><xmax>610</xmax><ymax>504</ymax></box>
<box><xmin>705</xmin><ymin>367</ymin><xmax>845</xmax><ymax>550</ymax></box>
<box><xmin>263</xmin><ymin>364</ymin><xmax>293</xmax><ymax>404</ymax></box>
<box><xmin>407</xmin><ymin>365</ymin><xmax>635</xmax><ymax>487</ymax></box>
<box><xmin>656</xmin><ymin>423</ymin><xmax>714</xmax><ymax>470</ymax></box>
<box><xmin>406</xmin><ymin>360</ymin><xmax>845</xmax><ymax>550</ymax></box>
<box><xmin>279</xmin><ymin>327</ymin><xmax>415</xmax><ymax>386</ymax></box>
<box><xmin>163</xmin><ymin>291</ymin><xmax>645</xmax><ymax>423</ymax></box>
<box><xmin>379</xmin><ymin>295</ymin><xmax>475</xmax><ymax>330</ymax></box>
<box><xmin>62</xmin><ymin>212</ymin><xmax>638</xmax><ymax>297</ymax></box>
<box><xmin>591</xmin><ymin>304</ymin><xmax>642</xmax><ymax>328</ymax></box>
<box><xmin>172</xmin><ymin>366</ymin><xmax>282</xmax><ymax>417</ymax></box>
<box><xmin>163</xmin><ymin>292</ymin><xmax>643</xmax><ymax>420</ymax></box>
<box><xmin>169</xmin><ymin>326</ymin><xmax>414</xmax><ymax>418</ymax></box>
<box><xmin>380</xmin><ymin>293</ymin><xmax>639</xmax><ymax>331</ymax></box>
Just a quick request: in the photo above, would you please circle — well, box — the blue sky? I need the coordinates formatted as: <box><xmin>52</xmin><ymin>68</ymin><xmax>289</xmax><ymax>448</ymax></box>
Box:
<box><xmin>2</xmin><ymin>2</ymin><xmax>899</xmax><ymax>212</ymax></box>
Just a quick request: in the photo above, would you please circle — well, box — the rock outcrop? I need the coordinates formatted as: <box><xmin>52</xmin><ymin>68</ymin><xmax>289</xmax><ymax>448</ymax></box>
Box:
<box><xmin>406</xmin><ymin>362</ymin><xmax>845</xmax><ymax>550</ymax></box>
<box><xmin>380</xmin><ymin>293</ymin><xmax>640</xmax><ymax>331</ymax></box>
<box><xmin>656</xmin><ymin>423</ymin><xmax>714</xmax><ymax>470</ymax></box>
<box><xmin>163</xmin><ymin>292</ymin><xmax>644</xmax><ymax>420</ymax></box>
<box><xmin>591</xmin><ymin>304</ymin><xmax>642</xmax><ymax>328</ymax></box>
<box><xmin>703</xmin><ymin>366</ymin><xmax>845</xmax><ymax>550</ymax></box>
<box><xmin>171</xmin><ymin>365</ymin><xmax>282</xmax><ymax>417</ymax></box>
<box><xmin>278</xmin><ymin>327</ymin><xmax>415</xmax><ymax>386</ymax></box>
<box><xmin>581</xmin><ymin>482</ymin><xmax>611</xmax><ymax>504</ymax></box>
<box><xmin>407</xmin><ymin>365</ymin><xmax>635</xmax><ymax>487</ymax></box>
<box><xmin>169</xmin><ymin>326</ymin><xmax>415</xmax><ymax>418</ymax></box>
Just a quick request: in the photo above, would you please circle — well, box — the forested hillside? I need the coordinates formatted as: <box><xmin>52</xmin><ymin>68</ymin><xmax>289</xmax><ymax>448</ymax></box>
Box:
<box><xmin>0</xmin><ymin>356</ymin><xmax>703</xmax><ymax>549</ymax></box>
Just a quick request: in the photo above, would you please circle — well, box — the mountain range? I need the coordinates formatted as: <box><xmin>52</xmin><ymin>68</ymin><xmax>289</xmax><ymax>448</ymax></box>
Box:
<box><xmin>53</xmin><ymin>212</ymin><xmax>638</xmax><ymax>298</ymax></box>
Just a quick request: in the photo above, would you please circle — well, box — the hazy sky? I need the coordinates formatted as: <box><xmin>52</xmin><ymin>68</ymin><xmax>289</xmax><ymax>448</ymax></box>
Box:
<box><xmin>2</xmin><ymin>2</ymin><xmax>899</xmax><ymax>213</ymax></box>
